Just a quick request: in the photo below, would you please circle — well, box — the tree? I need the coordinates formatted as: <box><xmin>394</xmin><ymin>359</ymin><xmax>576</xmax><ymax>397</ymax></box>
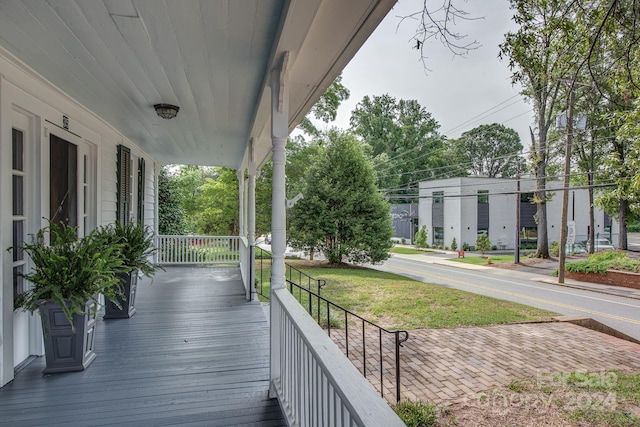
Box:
<box><xmin>195</xmin><ymin>168</ymin><xmax>239</xmax><ymax>236</ymax></box>
<box><xmin>158</xmin><ymin>167</ymin><xmax>186</xmax><ymax>235</ymax></box>
<box><xmin>298</xmin><ymin>75</ymin><xmax>350</xmax><ymax>138</ymax></box>
<box><xmin>453</xmin><ymin>123</ymin><xmax>523</xmax><ymax>178</ymax></box>
<box><xmin>414</xmin><ymin>226</ymin><xmax>428</xmax><ymax>249</ymax></box>
<box><xmin>450</xmin><ymin>237</ymin><xmax>458</xmax><ymax>251</ymax></box>
<box><xmin>499</xmin><ymin>0</ymin><xmax>578</xmax><ymax>259</ymax></box>
<box><xmin>350</xmin><ymin>95</ymin><xmax>458</xmax><ymax>201</ymax></box>
<box><xmin>476</xmin><ymin>232</ymin><xmax>491</xmax><ymax>256</ymax></box>
<box><xmin>288</xmin><ymin>130</ymin><xmax>393</xmax><ymax>264</ymax></box>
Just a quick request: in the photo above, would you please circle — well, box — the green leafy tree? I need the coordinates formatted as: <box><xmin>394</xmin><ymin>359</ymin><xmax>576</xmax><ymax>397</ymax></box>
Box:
<box><xmin>298</xmin><ymin>75</ymin><xmax>350</xmax><ymax>138</ymax></box>
<box><xmin>349</xmin><ymin>95</ymin><xmax>458</xmax><ymax>201</ymax></box>
<box><xmin>453</xmin><ymin>123</ymin><xmax>523</xmax><ymax>178</ymax></box>
<box><xmin>450</xmin><ymin>237</ymin><xmax>458</xmax><ymax>252</ymax></box>
<box><xmin>289</xmin><ymin>130</ymin><xmax>393</xmax><ymax>264</ymax></box>
<box><xmin>158</xmin><ymin>167</ymin><xmax>186</xmax><ymax>235</ymax></box>
<box><xmin>414</xmin><ymin>226</ymin><xmax>428</xmax><ymax>249</ymax></box>
<box><xmin>476</xmin><ymin>232</ymin><xmax>491</xmax><ymax>256</ymax></box>
<box><xmin>195</xmin><ymin>168</ymin><xmax>239</xmax><ymax>235</ymax></box>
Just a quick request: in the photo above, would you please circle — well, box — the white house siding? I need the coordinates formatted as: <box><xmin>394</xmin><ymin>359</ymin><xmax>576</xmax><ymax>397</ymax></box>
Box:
<box><xmin>418</xmin><ymin>177</ymin><xmax>618</xmax><ymax>250</ymax></box>
<box><xmin>0</xmin><ymin>49</ymin><xmax>159</xmax><ymax>387</ymax></box>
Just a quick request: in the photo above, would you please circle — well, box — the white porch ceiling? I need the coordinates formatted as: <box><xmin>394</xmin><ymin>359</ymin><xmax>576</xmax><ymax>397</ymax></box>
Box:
<box><xmin>0</xmin><ymin>0</ymin><xmax>396</xmax><ymax>170</ymax></box>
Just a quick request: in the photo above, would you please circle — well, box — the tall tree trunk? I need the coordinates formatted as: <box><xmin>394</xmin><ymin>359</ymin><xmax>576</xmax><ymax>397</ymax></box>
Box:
<box><xmin>588</xmin><ymin>171</ymin><xmax>595</xmax><ymax>253</ymax></box>
<box><xmin>533</xmin><ymin>127</ymin><xmax>549</xmax><ymax>259</ymax></box>
<box><xmin>619</xmin><ymin>199</ymin><xmax>628</xmax><ymax>250</ymax></box>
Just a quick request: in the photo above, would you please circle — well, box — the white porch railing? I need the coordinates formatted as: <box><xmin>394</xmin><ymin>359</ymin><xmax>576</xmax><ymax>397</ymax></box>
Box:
<box><xmin>156</xmin><ymin>235</ymin><xmax>241</xmax><ymax>265</ymax></box>
<box><xmin>271</xmin><ymin>288</ymin><xmax>405</xmax><ymax>427</ymax></box>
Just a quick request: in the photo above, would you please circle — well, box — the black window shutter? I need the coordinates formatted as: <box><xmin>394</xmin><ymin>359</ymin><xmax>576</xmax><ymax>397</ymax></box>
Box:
<box><xmin>116</xmin><ymin>145</ymin><xmax>132</xmax><ymax>225</ymax></box>
<box><xmin>137</xmin><ymin>157</ymin><xmax>146</xmax><ymax>223</ymax></box>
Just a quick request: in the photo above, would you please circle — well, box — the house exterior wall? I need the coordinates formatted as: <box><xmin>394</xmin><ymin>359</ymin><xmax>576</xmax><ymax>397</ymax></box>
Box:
<box><xmin>0</xmin><ymin>49</ymin><xmax>159</xmax><ymax>386</ymax></box>
<box><xmin>418</xmin><ymin>177</ymin><xmax>618</xmax><ymax>250</ymax></box>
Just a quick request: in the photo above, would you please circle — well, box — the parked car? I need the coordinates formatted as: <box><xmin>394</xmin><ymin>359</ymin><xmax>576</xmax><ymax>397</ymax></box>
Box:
<box><xmin>587</xmin><ymin>238</ymin><xmax>615</xmax><ymax>252</ymax></box>
<box><xmin>566</xmin><ymin>243</ymin><xmax>586</xmax><ymax>255</ymax></box>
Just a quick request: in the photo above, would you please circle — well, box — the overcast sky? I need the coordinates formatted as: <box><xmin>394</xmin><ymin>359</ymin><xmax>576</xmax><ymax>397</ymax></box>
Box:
<box><xmin>325</xmin><ymin>0</ymin><xmax>533</xmax><ymax>144</ymax></box>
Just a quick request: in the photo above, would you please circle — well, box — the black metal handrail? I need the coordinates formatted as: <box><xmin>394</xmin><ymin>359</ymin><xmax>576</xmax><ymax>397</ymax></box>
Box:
<box><xmin>255</xmin><ymin>246</ymin><xmax>270</xmax><ymax>300</ymax></box>
<box><xmin>255</xmin><ymin>247</ymin><xmax>326</xmax><ymax>301</ymax></box>
<box><xmin>286</xmin><ymin>279</ymin><xmax>409</xmax><ymax>403</ymax></box>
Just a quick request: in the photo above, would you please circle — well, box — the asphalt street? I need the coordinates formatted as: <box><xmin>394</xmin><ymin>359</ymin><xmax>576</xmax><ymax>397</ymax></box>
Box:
<box><xmin>371</xmin><ymin>253</ymin><xmax>640</xmax><ymax>341</ymax></box>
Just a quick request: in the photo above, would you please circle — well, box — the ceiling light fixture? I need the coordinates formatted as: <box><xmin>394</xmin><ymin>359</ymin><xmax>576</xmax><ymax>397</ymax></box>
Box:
<box><xmin>154</xmin><ymin>104</ymin><xmax>180</xmax><ymax>120</ymax></box>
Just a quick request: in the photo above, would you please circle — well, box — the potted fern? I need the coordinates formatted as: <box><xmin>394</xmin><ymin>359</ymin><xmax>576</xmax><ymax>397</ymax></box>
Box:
<box><xmin>98</xmin><ymin>221</ymin><xmax>160</xmax><ymax>319</ymax></box>
<box><xmin>14</xmin><ymin>220</ymin><xmax>124</xmax><ymax>373</ymax></box>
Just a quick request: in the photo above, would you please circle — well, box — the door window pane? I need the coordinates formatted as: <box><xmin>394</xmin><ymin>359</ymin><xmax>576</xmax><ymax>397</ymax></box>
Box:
<box><xmin>12</xmin><ymin>221</ymin><xmax>24</xmax><ymax>262</ymax></box>
<box><xmin>12</xmin><ymin>129</ymin><xmax>23</xmax><ymax>171</ymax></box>
<box><xmin>13</xmin><ymin>176</ymin><xmax>24</xmax><ymax>216</ymax></box>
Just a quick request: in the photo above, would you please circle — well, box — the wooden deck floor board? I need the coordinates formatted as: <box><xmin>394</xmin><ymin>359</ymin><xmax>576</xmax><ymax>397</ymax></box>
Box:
<box><xmin>0</xmin><ymin>267</ymin><xmax>284</xmax><ymax>426</ymax></box>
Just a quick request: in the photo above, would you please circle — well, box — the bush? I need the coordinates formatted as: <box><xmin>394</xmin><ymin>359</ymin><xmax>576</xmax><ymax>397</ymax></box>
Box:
<box><xmin>462</xmin><ymin>242</ymin><xmax>470</xmax><ymax>251</ymax></box>
<box><xmin>451</xmin><ymin>237</ymin><xmax>458</xmax><ymax>251</ymax></box>
<box><xmin>476</xmin><ymin>232</ymin><xmax>491</xmax><ymax>255</ymax></box>
<box><xmin>414</xmin><ymin>226</ymin><xmax>428</xmax><ymax>249</ymax></box>
<box><xmin>565</xmin><ymin>251</ymin><xmax>640</xmax><ymax>275</ymax></box>
<box><xmin>393</xmin><ymin>400</ymin><xmax>438</xmax><ymax>427</ymax></box>
<box><xmin>549</xmin><ymin>241</ymin><xmax>560</xmax><ymax>257</ymax></box>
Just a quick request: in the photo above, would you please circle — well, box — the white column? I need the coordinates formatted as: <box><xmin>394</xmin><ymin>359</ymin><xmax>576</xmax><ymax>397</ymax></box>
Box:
<box><xmin>270</xmin><ymin>54</ymin><xmax>289</xmax><ymax>292</ymax></box>
<box><xmin>270</xmin><ymin>52</ymin><xmax>289</xmax><ymax>398</ymax></box>
<box><xmin>248</xmin><ymin>139</ymin><xmax>256</xmax><ymax>246</ymax></box>
<box><xmin>248</xmin><ymin>140</ymin><xmax>257</xmax><ymax>299</ymax></box>
<box><xmin>237</xmin><ymin>169</ymin><xmax>245</xmax><ymax>237</ymax></box>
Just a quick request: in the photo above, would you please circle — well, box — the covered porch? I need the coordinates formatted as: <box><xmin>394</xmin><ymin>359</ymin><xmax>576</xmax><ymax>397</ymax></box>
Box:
<box><xmin>0</xmin><ymin>267</ymin><xmax>285</xmax><ymax>426</ymax></box>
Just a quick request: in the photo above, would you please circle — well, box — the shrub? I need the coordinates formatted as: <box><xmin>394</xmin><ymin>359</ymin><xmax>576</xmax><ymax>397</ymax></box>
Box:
<box><xmin>393</xmin><ymin>400</ymin><xmax>438</xmax><ymax>427</ymax></box>
<box><xmin>549</xmin><ymin>241</ymin><xmax>560</xmax><ymax>257</ymax></box>
<box><xmin>476</xmin><ymin>232</ymin><xmax>491</xmax><ymax>255</ymax></box>
<box><xmin>565</xmin><ymin>251</ymin><xmax>640</xmax><ymax>275</ymax></box>
<box><xmin>451</xmin><ymin>237</ymin><xmax>458</xmax><ymax>251</ymax></box>
<box><xmin>462</xmin><ymin>242</ymin><xmax>470</xmax><ymax>251</ymax></box>
<box><xmin>414</xmin><ymin>226</ymin><xmax>428</xmax><ymax>249</ymax></box>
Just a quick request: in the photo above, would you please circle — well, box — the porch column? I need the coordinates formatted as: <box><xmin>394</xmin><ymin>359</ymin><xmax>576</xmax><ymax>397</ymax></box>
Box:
<box><xmin>269</xmin><ymin>53</ymin><xmax>289</xmax><ymax>399</ymax></box>
<box><xmin>237</xmin><ymin>169</ymin><xmax>245</xmax><ymax>237</ymax></box>
<box><xmin>270</xmin><ymin>53</ymin><xmax>289</xmax><ymax>291</ymax></box>
<box><xmin>248</xmin><ymin>140</ymin><xmax>256</xmax><ymax>300</ymax></box>
<box><xmin>248</xmin><ymin>139</ymin><xmax>256</xmax><ymax>246</ymax></box>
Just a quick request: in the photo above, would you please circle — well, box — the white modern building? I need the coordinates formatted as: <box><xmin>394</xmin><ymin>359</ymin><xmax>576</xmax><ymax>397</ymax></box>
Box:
<box><xmin>418</xmin><ymin>177</ymin><xmax>617</xmax><ymax>250</ymax></box>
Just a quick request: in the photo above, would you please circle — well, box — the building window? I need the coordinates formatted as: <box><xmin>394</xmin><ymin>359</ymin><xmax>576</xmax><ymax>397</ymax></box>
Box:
<box><xmin>520</xmin><ymin>192</ymin><xmax>534</xmax><ymax>203</ymax></box>
<box><xmin>478</xmin><ymin>190</ymin><xmax>489</xmax><ymax>204</ymax></box>
<box><xmin>433</xmin><ymin>226</ymin><xmax>444</xmax><ymax>246</ymax></box>
<box><xmin>521</xmin><ymin>226</ymin><xmax>537</xmax><ymax>249</ymax></box>
<box><xmin>433</xmin><ymin>191</ymin><xmax>444</xmax><ymax>204</ymax></box>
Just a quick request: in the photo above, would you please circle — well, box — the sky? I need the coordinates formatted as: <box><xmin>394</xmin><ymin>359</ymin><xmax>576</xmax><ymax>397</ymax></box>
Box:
<box><xmin>323</xmin><ymin>0</ymin><xmax>533</xmax><ymax>144</ymax></box>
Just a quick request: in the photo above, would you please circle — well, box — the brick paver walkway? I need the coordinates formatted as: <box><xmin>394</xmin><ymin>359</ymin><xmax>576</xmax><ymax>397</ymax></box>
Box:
<box><xmin>329</xmin><ymin>322</ymin><xmax>640</xmax><ymax>405</ymax></box>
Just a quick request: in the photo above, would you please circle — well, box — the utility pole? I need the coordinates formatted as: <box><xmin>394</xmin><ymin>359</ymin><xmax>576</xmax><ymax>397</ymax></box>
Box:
<box><xmin>515</xmin><ymin>168</ymin><xmax>520</xmax><ymax>264</ymax></box>
<box><xmin>558</xmin><ymin>88</ymin><xmax>575</xmax><ymax>283</ymax></box>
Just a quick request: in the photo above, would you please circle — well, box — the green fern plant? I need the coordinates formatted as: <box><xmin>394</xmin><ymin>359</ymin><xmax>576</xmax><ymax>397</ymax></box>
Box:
<box><xmin>14</xmin><ymin>220</ymin><xmax>125</xmax><ymax>326</ymax></box>
<box><xmin>96</xmin><ymin>221</ymin><xmax>161</xmax><ymax>278</ymax></box>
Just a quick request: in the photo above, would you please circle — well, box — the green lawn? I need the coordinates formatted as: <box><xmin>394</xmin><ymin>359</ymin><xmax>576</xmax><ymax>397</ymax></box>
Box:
<box><xmin>256</xmin><ymin>259</ymin><xmax>557</xmax><ymax>330</ymax></box>
<box><xmin>389</xmin><ymin>247</ymin><xmax>434</xmax><ymax>255</ymax></box>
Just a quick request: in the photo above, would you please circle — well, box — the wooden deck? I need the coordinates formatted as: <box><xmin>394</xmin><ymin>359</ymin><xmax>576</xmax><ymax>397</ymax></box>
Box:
<box><xmin>0</xmin><ymin>267</ymin><xmax>285</xmax><ymax>426</ymax></box>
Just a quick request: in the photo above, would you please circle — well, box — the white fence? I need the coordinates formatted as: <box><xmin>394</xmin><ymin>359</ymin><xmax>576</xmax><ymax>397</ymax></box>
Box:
<box><xmin>156</xmin><ymin>235</ymin><xmax>241</xmax><ymax>265</ymax></box>
<box><xmin>271</xmin><ymin>288</ymin><xmax>404</xmax><ymax>427</ymax></box>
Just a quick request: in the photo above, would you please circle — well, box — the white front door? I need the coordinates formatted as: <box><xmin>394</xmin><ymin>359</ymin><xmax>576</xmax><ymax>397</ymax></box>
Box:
<box><xmin>11</xmin><ymin>113</ymin><xmax>30</xmax><ymax>367</ymax></box>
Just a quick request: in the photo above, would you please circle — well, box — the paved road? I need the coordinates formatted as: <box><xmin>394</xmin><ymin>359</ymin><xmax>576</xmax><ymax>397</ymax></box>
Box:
<box><xmin>371</xmin><ymin>254</ymin><xmax>640</xmax><ymax>341</ymax></box>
